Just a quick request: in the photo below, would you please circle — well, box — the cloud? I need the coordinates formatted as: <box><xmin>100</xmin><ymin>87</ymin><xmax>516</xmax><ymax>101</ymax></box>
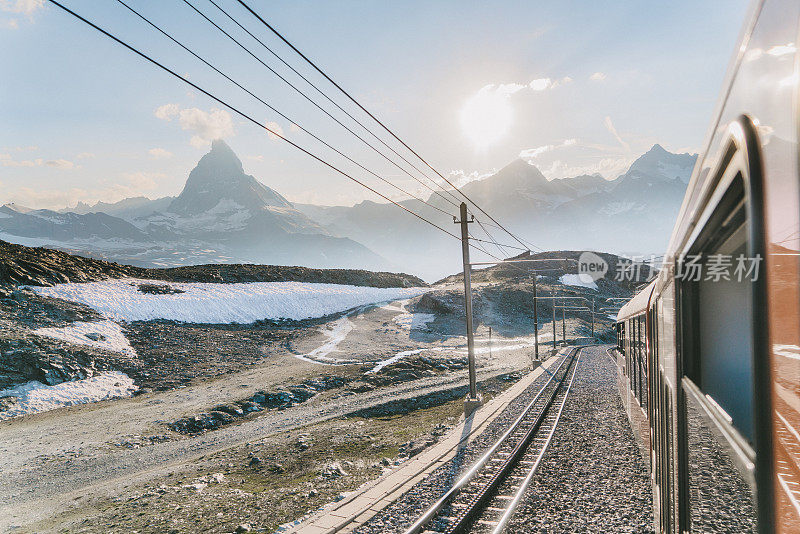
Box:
<box><xmin>541</xmin><ymin>157</ymin><xmax>635</xmax><ymax>181</ymax></box>
<box><xmin>0</xmin><ymin>154</ymin><xmax>75</xmax><ymax>168</ymax></box>
<box><xmin>474</xmin><ymin>75</ymin><xmax>572</xmax><ymax>100</ymax></box>
<box><xmin>154</xmin><ymin>103</ymin><xmax>180</xmax><ymax>120</ymax></box>
<box><xmin>155</xmin><ymin>104</ymin><xmax>234</xmax><ymax>147</ymax></box>
<box><xmin>247</xmin><ymin>155</ymin><xmax>264</xmax><ymax>162</ymax></box>
<box><xmin>76</xmin><ymin>152</ymin><xmax>95</xmax><ymax>160</ymax></box>
<box><xmin>4</xmin><ymin>171</ymin><xmax>167</xmax><ymax>210</ymax></box>
<box><xmin>517</xmin><ymin>135</ymin><xmax>647</xmax><ymax>180</ymax></box>
<box><xmin>45</xmin><ymin>159</ymin><xmax>75</xmax><ymax>168</ymax></box>
<box><xmin>590</xmin><ymin>72</ymin><xmax>607</xmax><ymax>81</ymax></box>
<box><xmin>1</xmin><ymin>18</ymin><xmax>18</xmax><ymax>29</ymax></box>
<box><xmin>0</xmin><ymin>156</ymin><xmax>39</xmax><ymax>167</ymax></box>
<box><xmin>604</xmin><ymin>116</ymin><xmax>630</xmax><ymax>152</ymax></box>
<box><xmin>496</xmin><ymin>82</ymin><xmax>527</xmax><ymax>95</ymax></box>
<box><xmin>519</xmin><ymin>138</ymin><xmax>577</xmax><ymax>159</ymax></box>
<box><xmin>264</xmin><ymin>121</ymin><xmax>284</xmax><ymax>141</ymax></box>
<box><xmin>3</xmin><ymin>145</ymin><xmax>37</xmax><ymax>152</ymax></box>
<box><xmin>0</xmin><ymin>0</ymin><xmax>43</xmax><ymax>15</ymax></box>
<box><xmin>148</xmin><ymin>147</ymin><xmax>172</xmax><ymax>159</ymax></box>
<box><xmin>289</xmin><ymin>123</ymin><xmax>301</xmax><ymax>133</ymax></box>
<box><xmin>529</xmin><ymin>78</ymin><xmax>553</xmax><ymax>91</ymax></box>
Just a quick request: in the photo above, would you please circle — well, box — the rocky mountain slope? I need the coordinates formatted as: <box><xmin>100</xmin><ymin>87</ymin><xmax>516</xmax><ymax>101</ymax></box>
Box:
<box><xmin>0</xmin><ymin>240</ymin><xmax>425</xmax><ymax>290</ymax></box>
<box><xmin>296</xmin><ymin>144</ymin><xmax>695</xmax><ymax>280</ymax></box>
<box><xmin>62</xmin><ymin>196</ymin><xmax>175</xmax><ymax>220</ymax></box>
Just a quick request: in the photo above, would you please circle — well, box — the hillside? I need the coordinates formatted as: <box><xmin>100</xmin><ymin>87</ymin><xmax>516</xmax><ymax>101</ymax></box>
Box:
<box><xmin>0</xmin><ymin>240</ymin><xmax>426</xmax><ymax>290</ymax></box>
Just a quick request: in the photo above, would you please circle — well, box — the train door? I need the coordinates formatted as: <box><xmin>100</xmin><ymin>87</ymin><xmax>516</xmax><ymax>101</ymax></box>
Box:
<box><xmin>676</xmin><ymin>117</ymin><xmax>770</xmax><ymax>532</ymax></box>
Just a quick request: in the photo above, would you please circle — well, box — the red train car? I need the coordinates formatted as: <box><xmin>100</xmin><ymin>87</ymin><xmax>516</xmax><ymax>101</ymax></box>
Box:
<box><xmin>614</xmin><ymin>0</ymin><xmax>800</xmax><ymax>531</ymax></box>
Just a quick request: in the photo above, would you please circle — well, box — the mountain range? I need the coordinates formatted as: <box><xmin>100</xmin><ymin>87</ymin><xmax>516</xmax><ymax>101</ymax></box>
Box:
<box><xmin>0</xmin><ymin>140</ymin><xmax>696</xmax><ymax>280</ymax></box>
<box><xmin>1</xmin><ymin>140</ymin><xmax>384</xmax><ymax>270</ymax></box>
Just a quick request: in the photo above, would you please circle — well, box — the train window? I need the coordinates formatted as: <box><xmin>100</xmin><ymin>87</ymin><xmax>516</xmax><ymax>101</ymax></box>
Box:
<box><xmin>681</xmin><ymin>171</ymin><xmax>755</xmax><ymax>442</ymax></box>
<box><xmin>678</xmin><ymin>117</ymin><xmax>769</xmax><ymax>532</ymax></box>
<box><xmin>695</xmin><ymin>222</ymin><xmax>753</xmax><ymax>440</ymax></box>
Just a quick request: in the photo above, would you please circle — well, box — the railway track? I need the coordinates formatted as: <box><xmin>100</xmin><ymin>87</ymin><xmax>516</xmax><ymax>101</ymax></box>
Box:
<box><xmin>403</xmin><ymin>347</ymin><xmax>582</xmax><ymax>534</ymax></box>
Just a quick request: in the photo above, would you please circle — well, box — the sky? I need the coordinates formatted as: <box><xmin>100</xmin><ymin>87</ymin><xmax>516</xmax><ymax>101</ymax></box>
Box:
<box><xmin>0</xmin><ymin>0</ymin><xmax>751</xmax><ymax>210</ymax></box>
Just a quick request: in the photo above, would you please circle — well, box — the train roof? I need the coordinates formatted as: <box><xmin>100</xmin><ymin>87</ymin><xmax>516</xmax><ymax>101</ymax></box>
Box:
<box><xmin>616</xmin><ymin>279</ymin><xmax>657</xmax><ymax>322</ymax></box>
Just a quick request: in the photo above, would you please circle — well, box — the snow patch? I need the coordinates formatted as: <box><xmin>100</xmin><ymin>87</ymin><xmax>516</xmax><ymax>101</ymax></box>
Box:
<box><xmin>294</xmin><ymin>315</ymin><xmax>358</xmax><ymax>365</ymax></box>
<box><xmin>33</xmin><ymin>320</ymin><xmax>137</xmax><ymax>356</ymax></box>
<box><xmin>394</xmin><ymin>312</ymin><xmax>435</xmax><ymax>331</ymax></box>
<box><xmin>559</xmin><ymin>274</ymin><xmax>598</xmax><ymax>290</ymax></box>
<box><xmin>0</xmin><ymin>371</ymin><xmax>137</xmax><ymax>420</ymax></box>
<box><xmin>366</xmin><ymin>349</ymin><xmax>426</xmax><ymax>374</ymax></box>
<box><xmin>31</xmin><ymin>278</ymin><xmax>428</xmax><ymax>324</ymax></box>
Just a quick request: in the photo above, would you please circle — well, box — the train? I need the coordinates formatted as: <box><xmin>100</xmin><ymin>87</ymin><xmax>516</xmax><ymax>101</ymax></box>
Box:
<box><xmin>613</xmin><ymin>0</ymin><xmax>800</xmax><ymax>532</ymax></box>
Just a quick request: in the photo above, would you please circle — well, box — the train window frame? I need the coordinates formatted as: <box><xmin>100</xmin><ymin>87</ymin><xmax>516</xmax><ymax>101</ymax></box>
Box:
<box><xmin>674</xmin><ymin>115</ymin><xmax>773</xmax><ymax>531</ymax></box>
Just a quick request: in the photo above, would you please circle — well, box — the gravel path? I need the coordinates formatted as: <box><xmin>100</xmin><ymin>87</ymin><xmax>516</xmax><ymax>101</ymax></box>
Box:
<box><xmin>506</xmin><ymin>345</ymin><xmax>653</xmax><ymax>533</ymax></box>
<box><xmin>356</xmin><ymin>345</ymin><xmax>653</xmax><ymax>533</ymax></box>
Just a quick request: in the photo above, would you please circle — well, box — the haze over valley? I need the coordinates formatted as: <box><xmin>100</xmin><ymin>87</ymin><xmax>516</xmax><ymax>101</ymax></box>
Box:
<box><xmin>1</xmin><ymin>140</ymin><xmax>695</xmax><ymax>281</ymax></box>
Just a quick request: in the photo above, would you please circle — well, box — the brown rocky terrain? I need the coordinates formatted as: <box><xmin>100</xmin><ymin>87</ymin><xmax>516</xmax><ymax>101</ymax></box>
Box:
<box><xmin>0</xmin><ymin>240</ymin><xmax>426</xmax><ymax>290</ymax></box>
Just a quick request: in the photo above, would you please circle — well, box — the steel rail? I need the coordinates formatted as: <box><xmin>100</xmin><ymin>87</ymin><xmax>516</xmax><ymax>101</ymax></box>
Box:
<box><xmin>441</xmin><ymin>349</ymin><xmax>580</xmax><ymax>533</ymax></box>
<box><xmin>491</xmin><ymin>349</ymin><xmax>581</xmax><ymax>533</ymax></box>
<box><xmin>402</xmin><ymin>348</ymin><xmax>578</xmax><ymax>534</ymax></box>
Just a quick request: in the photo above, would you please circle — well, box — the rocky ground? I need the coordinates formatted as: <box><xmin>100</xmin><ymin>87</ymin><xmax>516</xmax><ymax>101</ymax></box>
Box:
<box><xmin>355</xmin><ymin>346</ymin><xmax>653</xmax><ymax>534</ymax></box>
<box><xmin>50</xmin><ymin>371</ymin><xmax>528</xmax><ymax>534</ymax></box>
<box><xmin>0</xmin><ymin>239</ymin><xmax>426</xmax><ymax>290</ymax></box>
<box><xmin>1</xmin><ymin>242</ymin><xmax>643</xmax><ymax>533</ymax></box>
<box><xmin>506</xmin><ymin>346</ymin><xmax>653</xmax><ymax>533</ymax></box>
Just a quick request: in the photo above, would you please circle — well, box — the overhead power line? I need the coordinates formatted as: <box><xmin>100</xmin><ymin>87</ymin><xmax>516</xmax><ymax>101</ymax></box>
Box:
<box><xmin>44</xmin><ymin>0</ymin><xmax>480</xmax><ymax>252</ymax></box>
<box><xmin>113</xmin><ymin>0</ymin><xmax>453</xmax><ymax>220</ymax></box>
<box><xmin>181</xmin><ymin>0</ymin><xmax>461</xmax><ymax>212</ymax></box>
<box><xmin>208</xmin><ymin>0</ymin><xmax>465</xmax><ymax>210</ymax></box>
<box><xmin>235</xmin><ymin>0</ymin><xmax>538</xmax><ymax>253</ymax></box>
<box><xmin>187</xmin><ymin>0</ymin><xmax>522</xmax><ymax>255</ymax></box>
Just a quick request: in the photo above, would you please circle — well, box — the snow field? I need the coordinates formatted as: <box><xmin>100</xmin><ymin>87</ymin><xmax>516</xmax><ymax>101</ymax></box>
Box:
<box><xmin>31</xmin><ymin>278</ymin><xmax>429</xmax><ymax>324</ymax></box>
<box><xmin>33</xmin><ymin>319</ymin><xmax>137</xmax><ymax>356</ymax></box>
<box><xmin>0</xmin><ymin>371</ymin><xmax>138</xmax><ymax>420</ymax></box>
<box><xmin>559</xmin><ymin>273</ymin><xmax>598</xmax><ymax>290</ymax></box>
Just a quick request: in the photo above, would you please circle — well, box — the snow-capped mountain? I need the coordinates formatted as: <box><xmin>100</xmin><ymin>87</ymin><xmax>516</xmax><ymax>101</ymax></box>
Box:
<box><xmin>0</xmin><ymin>204</ymin><xmax>149</xmax><ymax>243</ymax></box>
<box><xmin>619</xmin><ymin>143</ymin><xmax>695</xmax><ymax>184</ymax></box>
<box><xmin>62</xmin><ymin>196</ymin><xmax>174</xmax><ymax>220</ymax></box>
<box><xmin>135</xmin><ymin>140</ymin><xmax>328</xmax><ymax>241</ymax></box>
<box><xmin>0</xmin><ymin>140</ymin><xmax>387</xmax><ymax>270</ymax></box>
<box><xmin>0</xmin><ymin>141</ymin><xmax>695</xmax><ymax>280</ymax></box>
<box><xmin>295</xmin><ymin>144</ymin><xmax>697</xmax><ymax>280</ymax></box>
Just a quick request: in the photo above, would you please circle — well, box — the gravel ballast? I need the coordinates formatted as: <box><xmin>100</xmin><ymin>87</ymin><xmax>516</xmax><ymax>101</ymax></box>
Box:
<box><xmin>355</xmin><ymin>345</ymin><xmax>653</xmax><ymax>533</ymax></box>
<box><xmin>506</xmin><ymin>345</ymin><xmax>653</xmax><ymax>533</ymax></box>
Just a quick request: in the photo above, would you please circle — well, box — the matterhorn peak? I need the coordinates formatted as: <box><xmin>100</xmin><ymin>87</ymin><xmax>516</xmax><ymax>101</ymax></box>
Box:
<box><xmin>167</xmin><ymin>139</ymin><xmax>292</xmax><ymax>216</ymax></box>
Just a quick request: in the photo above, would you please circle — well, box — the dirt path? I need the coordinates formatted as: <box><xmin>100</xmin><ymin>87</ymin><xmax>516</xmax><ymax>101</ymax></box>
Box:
<box><xmin>0</xmin><ymin>361</ymin><xmax>521</xmax><ymax>531</ymax></box>
<box><xmin>1</xmin><ymin>298</ymin><xmax>541</xmax><ymax>532</ymax></box>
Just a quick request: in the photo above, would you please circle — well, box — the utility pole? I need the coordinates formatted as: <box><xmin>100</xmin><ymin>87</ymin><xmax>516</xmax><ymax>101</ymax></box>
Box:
<box><xmin>591</xmin><ymin>298</ymin><xmax>595</xmax><ymax>340</ymax></box>
<box><xmin>456</xmin><ymin>202</ymin><xmax>481</xmax><ymax>415</ymax></box>
<box><xmin>552</xmin><ymin>292</ymin><xmax>557</xmax><ymax>351</ymax></box>
<box><xmin>561</xmin><ymin>297</ymin><xmax>566</xmax><ymax>345</ymax></box>
<box><xmin>532</xmin><ymin>274</ymin><xmax>539</xmax><ymax>360</ymax></box>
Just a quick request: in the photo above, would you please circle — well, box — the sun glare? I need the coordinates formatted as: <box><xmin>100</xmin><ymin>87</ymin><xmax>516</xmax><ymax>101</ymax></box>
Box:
<box><xmin>460</xmin><ymin>90</ymin><xmax>513</xmax><ymax>149</ymax></box>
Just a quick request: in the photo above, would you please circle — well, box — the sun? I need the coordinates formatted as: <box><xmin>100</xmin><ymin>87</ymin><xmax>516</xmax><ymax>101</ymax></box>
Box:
<box><xmin>460</xmin><ymin>90</ymin><xmax>513</xmax><ymax>149</ymax></box>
